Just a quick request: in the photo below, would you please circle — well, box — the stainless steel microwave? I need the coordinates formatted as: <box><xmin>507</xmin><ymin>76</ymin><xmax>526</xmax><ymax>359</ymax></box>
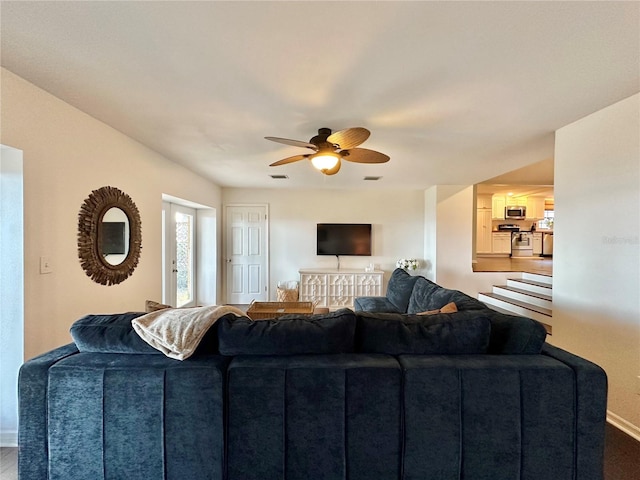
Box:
<box><xmin>505</xmin><ymin>206</ymin><xmax>526</xmax><ymax>219</ymax></box>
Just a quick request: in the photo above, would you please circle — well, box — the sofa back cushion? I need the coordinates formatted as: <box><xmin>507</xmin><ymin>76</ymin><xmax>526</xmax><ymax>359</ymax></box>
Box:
<box><xmin>482</xmin><ymin>311</ymin><xmax>548</xmax><ymax>354</ymax></box>
<box><xmin>71</xmin><ymin>312</ymin><xmax>161</xmax><ymax>354</ymax></box>
<box><xmin>405</xmin><ymin>276</ymin><xmax>548</xmax><ymax>354</ymax></box>
<box><xmin>70</xmin><ymin>312</ymin><xmax>220</xmax><ymax>355</ymax></box>
<box><xmin>355</xmin><ymin>311</ymin><xmax>491</xmax><ymax>355</ymax></box>
<box><xmin>387</xmin><ymin>268</ymin><xmax>420</xmax><ymax>312</ymax></box>
<box><xmin>407</xmin><ymin>277</ymin><xmax>487</xmax><ymax>313</ymax></box>
<box><xmin>218</xmin><ymin>308</ymin><xmax>357</xmax><ymax>355</ymax></box>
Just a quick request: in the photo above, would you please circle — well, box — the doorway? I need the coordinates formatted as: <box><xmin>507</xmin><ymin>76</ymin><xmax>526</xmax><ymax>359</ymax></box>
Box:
<box><xmin>0</xmin><ymin>145</ymin><xmax>24</xmax><ymax>446</ymax></box>
<box><xmin>164</xmin><ymin>203</ymin><xmax>197</xmax><ymax>307</ymax></box>
<box><xmin>162</xmin><ymin>196</ymin><xmax>217</xmax><ymax>308</ymax></box>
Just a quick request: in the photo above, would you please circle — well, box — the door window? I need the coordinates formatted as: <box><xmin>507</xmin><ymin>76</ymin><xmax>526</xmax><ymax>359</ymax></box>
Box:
<box><xmin>175</xmin><ymin>209</ymin><xmax>195</xmax><ymax>307</ymax></box>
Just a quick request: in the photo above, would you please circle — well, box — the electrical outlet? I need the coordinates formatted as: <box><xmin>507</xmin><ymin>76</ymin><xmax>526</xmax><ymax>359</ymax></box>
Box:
<box><xmin>40</xmin><ymin>256</ymin><xmax>53</xmax><ymax>274</ymax></box>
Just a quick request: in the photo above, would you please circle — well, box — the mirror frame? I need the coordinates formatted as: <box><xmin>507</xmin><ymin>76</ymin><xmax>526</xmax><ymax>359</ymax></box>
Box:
<box><xmin>77</xmin><ymin>186</ymin><xmax>142</xmax><ymax>286</ymax></box>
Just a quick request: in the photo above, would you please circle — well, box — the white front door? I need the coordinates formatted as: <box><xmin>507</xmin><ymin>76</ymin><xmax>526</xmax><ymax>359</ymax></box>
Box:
<box><xmin>225</xmin><ymin>205</ymin><xmax>268</xmax><ymax>304</ymax></box>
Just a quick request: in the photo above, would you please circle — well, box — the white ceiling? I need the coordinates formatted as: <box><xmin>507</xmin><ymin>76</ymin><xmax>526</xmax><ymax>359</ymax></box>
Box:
<box><xmin>1</xmin><ymin>1</ymin><xmax>638</xmax><ymax>190</ymax></box>
<box><xmin>477</xmin><ymin>157</ymin><xmax>554</xmax><ymax>198</ymax></box>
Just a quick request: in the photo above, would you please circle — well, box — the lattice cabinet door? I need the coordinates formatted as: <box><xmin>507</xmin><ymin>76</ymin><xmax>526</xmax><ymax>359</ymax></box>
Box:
<box><xmin>299</xmin><ymin>273</ymin><xmax>328</xmax><ymax>307</ymax></box>
<box><xmin>355</xmin><ymin>273</ymin><xmax>383</xmax><ymax>297</ymax></box>
<box><xmin>328</xmin><ymin>274</ymin><xmax>355</xmax><ymax>309</ymax></box>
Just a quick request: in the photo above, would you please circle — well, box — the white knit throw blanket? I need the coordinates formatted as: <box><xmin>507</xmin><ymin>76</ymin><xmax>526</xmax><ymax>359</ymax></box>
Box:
<box><xmin>132</xmin><ymin>305</ymin><xmax>246</xmax><ymax>360</ymax></box>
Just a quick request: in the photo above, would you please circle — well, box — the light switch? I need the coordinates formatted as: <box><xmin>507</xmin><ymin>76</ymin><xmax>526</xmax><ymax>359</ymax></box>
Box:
<box><xmin>40</xmin><ymin>256</ymin><xmax>53</xmax><ymax>274</ymax></box>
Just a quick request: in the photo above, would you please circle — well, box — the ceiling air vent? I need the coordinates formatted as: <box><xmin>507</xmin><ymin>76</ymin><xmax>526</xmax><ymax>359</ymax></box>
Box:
<box><xmin>270</xmin><ymin>174</ymin><xmax>289</xmax><ymax>179</ymax></box>
<box><xmin>363</xmin><ymin>176</ymin><xmax>382</xmax><ymax>181</ymax></box>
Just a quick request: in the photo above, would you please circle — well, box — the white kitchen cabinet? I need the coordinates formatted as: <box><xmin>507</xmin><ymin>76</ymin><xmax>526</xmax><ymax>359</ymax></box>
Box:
<box><xmin>512</xmin><ymin>197</ymin><xmax>528</xmax><ymax>207</ymax></box>
<box><xmin>532</xmin><ymin>232</ymin><xmax>543</xmax><ymax>255</ymax></box>
<box><xmin>492</xmin><ymin>232</ymin><xmax>512</xmax><ymax>254</ymax></box>
<box><xmin>492</xmin><ymin>195</ymin><xmax>506</xmax><ymax>219</ymax></box>
<box><xmin>526</xmin><ymin>197</ymin><xmax>545</xmax><ymax>220</ymax></box>
<box><xmin>477</xmin><ymin>194</ymin><xmax>493</xmax><ymax>210</ymax></box>
<box><xmin>476</xmin><ymin>209</ymin><xmax>493</xmax><ymax>254</ymax></box>
<box><xmin>299</xmin><ymin>269</ymin><xmax>383</xmax><ymax>310</ymax></box>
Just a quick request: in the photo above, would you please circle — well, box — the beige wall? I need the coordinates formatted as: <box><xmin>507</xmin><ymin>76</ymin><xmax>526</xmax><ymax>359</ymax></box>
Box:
<box><xmin>0</xmin><ymin>68</ymin><xmax>223</xmax><ymax>360</ymax></box>
<box><xmin>553</xmin><ymin>93</ymin><xmax>640</xmax><ymax>436</ymax></box>
<box><xmin>424</xmin><ymin>185</ymin><xmax>516</xmax><ymax>296</ymax></box>
<box><xmin>221</xmin><ymin>188</ymin><xmax>426</xmax><ymax>297</ymax></box>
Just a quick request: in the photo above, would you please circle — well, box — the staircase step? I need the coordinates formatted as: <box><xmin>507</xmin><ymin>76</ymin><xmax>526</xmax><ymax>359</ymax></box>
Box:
<box><xmin>522</xmin><ymin>271</ymin><xmax>552</xmax><ymax>286</ymax></box>
<box><xmin>478</xmin><ymin>269</ymin><xmax>553</xmax><ymax>334</ymax></box>
<box><xmin>507</xmin><ymin>278</ymin><xmax>553</xmax><ymax>296</ymax></box>
<box><xmin>493</xmin><ymin>285</ymin><xmax>552</xmax><ymax>309</ymax></box>
<box><xmin>478</xmin><ymin>292</ymin><xmax>552</xmax><ymax>324</ymax></box>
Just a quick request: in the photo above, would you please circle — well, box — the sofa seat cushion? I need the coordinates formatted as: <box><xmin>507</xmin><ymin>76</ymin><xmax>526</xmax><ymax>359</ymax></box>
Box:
<box><xmin>218</xmin><ymin>308</ymin><xmax>356</xmax><ymax>355</ymax></box>
<box><xmin>355</xmin><ymin>311</ymin><xmax>491</xmax><ymax>355</ymax></box>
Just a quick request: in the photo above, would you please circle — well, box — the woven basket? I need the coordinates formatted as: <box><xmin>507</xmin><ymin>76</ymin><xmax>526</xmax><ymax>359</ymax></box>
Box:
<box><xmin>276</xmin><ymin>286</ymin><xmax>299</xmax><ymax>302</ymax></box>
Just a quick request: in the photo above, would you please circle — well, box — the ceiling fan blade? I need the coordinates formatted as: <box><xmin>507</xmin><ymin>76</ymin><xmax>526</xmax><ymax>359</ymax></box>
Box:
<box><xmin>324</xmin><ymin>158</ymin><xmax>342</xmax><ymax>175</ymax></box>
<box><xmin>341</xmin><ymin>148</ymin><xmax>390</xmax><ymax>164</ymax></box>
<box><xmin>265</xmin><ymin>136</ymin><xmax>317</xmax><ymax>150</ymax></box>
<box><xmin>269</xmin><ymin>154</ymin><xmax>309</xmax><ymax>167</ymax></box>
<box><xmin>327</xmin><ymin>127</ymin><xmax>370</xmax><ymax>149</ymax></box>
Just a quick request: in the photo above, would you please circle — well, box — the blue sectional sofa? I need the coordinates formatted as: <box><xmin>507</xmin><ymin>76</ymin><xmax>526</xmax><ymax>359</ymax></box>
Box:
<box><xmin>19</xmin><ymin>271</ymin><xmax>607</xmax><ymax>480</ymax></box>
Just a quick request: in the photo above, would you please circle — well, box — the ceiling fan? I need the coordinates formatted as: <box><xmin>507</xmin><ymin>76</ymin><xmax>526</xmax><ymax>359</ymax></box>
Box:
<box><xmin>265</xmin><ymin>127</ymin><xmax>390</xmax><ymax>175</ymax></box>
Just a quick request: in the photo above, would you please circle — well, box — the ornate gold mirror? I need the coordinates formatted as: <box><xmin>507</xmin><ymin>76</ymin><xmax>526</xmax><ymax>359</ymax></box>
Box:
<box><xmin>77</xmin><ymin>186</ymin><xmax>142</xmax><ymax>285</ymax></box>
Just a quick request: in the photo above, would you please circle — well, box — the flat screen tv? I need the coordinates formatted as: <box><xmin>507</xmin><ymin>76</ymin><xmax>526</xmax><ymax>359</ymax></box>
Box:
<box><xmin>317</xmin><ymin>223</ymin><xmax>372</xmax><ymax>256</ymax></box>
<box><xmin>101</xmin><ymin>222</ymin><xmax>126</xmax><ymax>255</ymax></box>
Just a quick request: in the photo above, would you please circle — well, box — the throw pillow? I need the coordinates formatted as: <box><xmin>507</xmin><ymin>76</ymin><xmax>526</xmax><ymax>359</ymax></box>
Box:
<box><xmin>145</xmin><ymin>300</ymin><xmax>172</xmax><ymax>312</ymax></box>
<box><xmin>417</xmin><ymin>301</ymin><xmax>458</xmax><ymax>315</ymax></box>
<box><xmin>355</xmin><ymin>311</ymin><xmax>491</xmax><ymax>355</ymax></box>
<box><xmin>218</xmin><ymin>308</ymin><xmax>356</xmax><ymax>355</ymax></box>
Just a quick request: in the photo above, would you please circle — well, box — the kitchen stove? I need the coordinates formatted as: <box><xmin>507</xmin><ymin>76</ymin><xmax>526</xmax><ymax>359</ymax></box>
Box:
<box><xmin>498</xmin><ymin>224</ymin><xmax>520</xmax><ymax>232</ymax></box>
<box><xmin>511</xmin><ymin>231</ymin><xmax>534</xmax><ymax>257</ymax></box>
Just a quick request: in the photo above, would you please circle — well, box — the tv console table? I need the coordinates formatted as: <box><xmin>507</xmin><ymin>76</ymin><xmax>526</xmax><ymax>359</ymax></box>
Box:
<box><xmin>299</xmin><ymin>269</ymin><xmax>384</xmax><ymax>310</ymax></box>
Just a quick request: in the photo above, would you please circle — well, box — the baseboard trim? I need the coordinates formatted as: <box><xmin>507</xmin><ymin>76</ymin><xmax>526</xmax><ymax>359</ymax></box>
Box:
<box><xmin>0</xmin><ymin>430</ymin><xmax>17</xmax><ymax>447</ymax></box>
<box><xmin>607</xmin><ymin>411</ymin><xmax>640</xmax><ymax>442</ymax></box>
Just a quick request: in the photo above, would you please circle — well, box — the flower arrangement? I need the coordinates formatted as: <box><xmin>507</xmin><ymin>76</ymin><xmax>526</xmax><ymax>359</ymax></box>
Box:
<box><xmin>396</xmin><ymin>258</ymin><xmax>419</xmax><ymax>271</ymax></box>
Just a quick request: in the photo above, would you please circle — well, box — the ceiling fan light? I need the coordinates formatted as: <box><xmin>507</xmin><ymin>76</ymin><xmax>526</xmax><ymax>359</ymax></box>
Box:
<box><xmin>310</xmin><ymin>153</ymin><xmax>339</xmax><ymax>172</ymax></box>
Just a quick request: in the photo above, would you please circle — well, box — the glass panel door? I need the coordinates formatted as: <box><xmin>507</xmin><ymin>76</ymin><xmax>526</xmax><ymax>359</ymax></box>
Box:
<box><xmin>163</xmin><ymin>202</ymin><xmax>197</xmax><ymax>308</ymax></box>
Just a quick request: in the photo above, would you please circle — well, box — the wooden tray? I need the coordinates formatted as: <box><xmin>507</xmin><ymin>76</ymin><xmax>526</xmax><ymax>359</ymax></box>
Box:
<box><xmin>246</xmin><ymin>301</ymin><xmax>315</xmax><ymax>320</ymax></box>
